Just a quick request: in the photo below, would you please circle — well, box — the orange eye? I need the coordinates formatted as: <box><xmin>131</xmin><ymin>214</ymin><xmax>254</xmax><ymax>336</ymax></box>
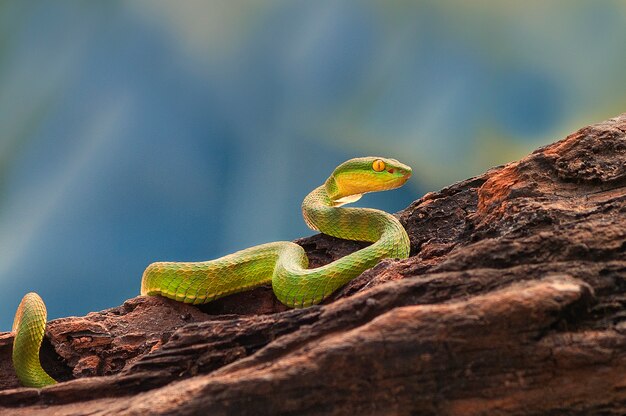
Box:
<box><xmin>372</xmin><ymin>159</ymin><xmax>385</xmax><ymax>172</ymax></box>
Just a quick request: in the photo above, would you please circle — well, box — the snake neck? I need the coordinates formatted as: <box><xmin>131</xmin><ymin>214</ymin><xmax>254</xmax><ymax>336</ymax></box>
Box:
<box><xmin>301</xmin><ymin>186</ymin><xmax>331</xmax><ymax>231</ymax></box>
<box><xmin>301</xmin><ymin>185</ymin><xmax>403</xmax><ymax>244</ymax></box>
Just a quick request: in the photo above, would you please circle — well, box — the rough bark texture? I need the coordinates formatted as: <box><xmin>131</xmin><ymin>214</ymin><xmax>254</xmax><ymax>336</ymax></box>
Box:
<box><xmin>1</xmin><ymin>114</ymin><xmax>625</xmax><ymax>415</ymax></box>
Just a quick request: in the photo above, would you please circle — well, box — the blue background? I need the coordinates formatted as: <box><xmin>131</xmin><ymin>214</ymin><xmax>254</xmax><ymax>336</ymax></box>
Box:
<box><xmin>1</xmin><ymin>1</ymin><xmax>625</xmax><ymax>330</ymax></box>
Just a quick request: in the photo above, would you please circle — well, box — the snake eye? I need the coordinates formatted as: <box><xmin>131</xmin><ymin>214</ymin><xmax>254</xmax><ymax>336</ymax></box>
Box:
<box><xmin>372</xmin><ymin>159</ymin><xmax>385</xmax><ymax>172</ymax></box>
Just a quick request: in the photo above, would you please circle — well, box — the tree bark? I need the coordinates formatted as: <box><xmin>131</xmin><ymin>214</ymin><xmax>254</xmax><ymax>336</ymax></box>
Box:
<box><xmin>1</xmin><ymin>114</ymin><xmax>625</xmax><ymax>415</ymax></box>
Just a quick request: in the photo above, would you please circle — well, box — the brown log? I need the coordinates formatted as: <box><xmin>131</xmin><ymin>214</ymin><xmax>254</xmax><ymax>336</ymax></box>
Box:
<box><xmin>1</xmin><ymin>114</ymin><xmax>625</xmax><ymax>415</ymax></box>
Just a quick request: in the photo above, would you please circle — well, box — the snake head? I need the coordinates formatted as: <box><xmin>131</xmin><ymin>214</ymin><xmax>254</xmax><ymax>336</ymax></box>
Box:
<box><xmin>325</xmin><ymin>157</ymin><xmax>412</xmax><ymax>202</ymax></box>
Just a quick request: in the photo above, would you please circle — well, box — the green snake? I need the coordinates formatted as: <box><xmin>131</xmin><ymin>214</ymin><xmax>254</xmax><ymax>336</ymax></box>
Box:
<box><xmin>10</xmin><ymin>157</ymin><xmax>412</xmax><ymax>387</ymax></box>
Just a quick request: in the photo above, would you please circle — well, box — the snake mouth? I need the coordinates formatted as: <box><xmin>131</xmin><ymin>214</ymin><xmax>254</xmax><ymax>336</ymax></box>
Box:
<box><xmin>380</xmin><ymin>173</ymin><xmax>411</xmax><ymax>191</ymax></box>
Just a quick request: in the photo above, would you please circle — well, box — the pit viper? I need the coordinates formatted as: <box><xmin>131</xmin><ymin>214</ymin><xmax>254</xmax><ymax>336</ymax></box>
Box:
<box><xmin>11</xmin><ymin>156</ymin><xmax>412</xmax><ymax>387</ymax></box>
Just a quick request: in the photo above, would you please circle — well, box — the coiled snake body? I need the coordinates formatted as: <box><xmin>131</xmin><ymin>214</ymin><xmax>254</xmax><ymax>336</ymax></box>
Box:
<box><xmin>11</xmin><ymin>157</ymin><xmax>412</xmax><ymax>387</ymax></box>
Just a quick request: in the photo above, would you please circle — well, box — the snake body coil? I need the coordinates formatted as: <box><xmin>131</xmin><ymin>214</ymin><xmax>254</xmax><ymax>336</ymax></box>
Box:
<box><xmin>11</xmin><ymin>292</ymin><xmax>56</xmax><ymax>388</ymax></box>
<box><xmin>141</xmin><ymin>157</ymin><xmax>412</xmax><ymax>307</ymax></box>
<box><xmin>11</xmin><ymin>156</ymin><xmax>411</xmax><ymax>387</ymax></box>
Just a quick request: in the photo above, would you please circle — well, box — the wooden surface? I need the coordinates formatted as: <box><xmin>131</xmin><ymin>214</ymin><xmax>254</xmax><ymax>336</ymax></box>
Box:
<box><xmin>1</xmin><ymin>114</ymin><xmax>625</xmax><ymax>415</ymax></box>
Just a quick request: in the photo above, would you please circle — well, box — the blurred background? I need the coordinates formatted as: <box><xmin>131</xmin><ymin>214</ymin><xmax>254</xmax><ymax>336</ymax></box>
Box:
<box><xmin>1</xmin><ymin>1</ymin><xmax>625</xmax><ymax>330</ymax></box>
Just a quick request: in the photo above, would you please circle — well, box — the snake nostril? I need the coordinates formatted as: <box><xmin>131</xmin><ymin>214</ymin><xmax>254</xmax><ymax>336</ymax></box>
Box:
<box><xmin>387</xmin><ymin>169</ymin><xmax>395</xmax><ymax>174</ymax></box>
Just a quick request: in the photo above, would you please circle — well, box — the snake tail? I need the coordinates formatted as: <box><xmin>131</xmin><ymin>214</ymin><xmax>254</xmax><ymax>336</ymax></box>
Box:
<box><xmin>12</xmin><ymin>292</ymin><xmax>57</xmax><ymax>387</ymax></box>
